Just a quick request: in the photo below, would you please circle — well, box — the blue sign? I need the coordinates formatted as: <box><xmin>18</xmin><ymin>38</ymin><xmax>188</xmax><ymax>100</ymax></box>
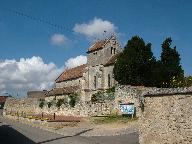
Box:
<box><xmin>119</xmin><ymin>104</ymin><xmax>135</xmax><ymax>114</ymax></box>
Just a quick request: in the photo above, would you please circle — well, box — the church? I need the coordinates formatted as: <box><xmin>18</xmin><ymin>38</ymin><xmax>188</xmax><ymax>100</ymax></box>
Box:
<box><xmin>47</xmin><ymin>35</ymin><xmax>121</xmax><ymax>101</ymax></box>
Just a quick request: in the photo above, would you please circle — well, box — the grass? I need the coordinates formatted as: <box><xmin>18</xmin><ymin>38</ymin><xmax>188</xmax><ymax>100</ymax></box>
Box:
<box><xmin>91</xmin><ymin>115</ymin><xmax>138</xmax><ymax>124</ymax></box>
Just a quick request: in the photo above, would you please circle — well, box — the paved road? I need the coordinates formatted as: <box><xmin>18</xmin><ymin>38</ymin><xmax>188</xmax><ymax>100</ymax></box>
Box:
<box><xmin>0</xmin><ymin>116</ymin><xmax>139</xmax><ymax>144</ymax></box>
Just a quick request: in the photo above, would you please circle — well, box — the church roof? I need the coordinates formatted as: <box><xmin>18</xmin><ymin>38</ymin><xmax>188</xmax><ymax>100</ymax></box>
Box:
<box><xmin>104</xmin><ymin>53</ymin><xmax>120</xmax><ymax>66</ymax></box>
<box><xmin>55</xmin><ymin>64</ymin><xmax>87</xmax><ymax>83</ymax></box>
<box><xmin>87</xmin><ymin>35</ymin><xmax>116</xmax><ymax>53</ymax></box>
<box><xmin>47</xmin><ymin>86</ymin><xmax>80</xmax><ymax>96</ymax></box>
<box><xmin>87</xmin><ymin>40</ymin><xmax>107</xmax><ymax>53</ymax></box>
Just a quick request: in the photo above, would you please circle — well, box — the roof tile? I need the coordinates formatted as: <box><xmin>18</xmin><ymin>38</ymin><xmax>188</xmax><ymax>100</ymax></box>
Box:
<box><xmin>47</xmin><ymin>86</ymin><xmax>80</xmax><ymax>96</ymax></box>
<box><xmin>104</xmin><ymin>53</ymin><xmax>120</xmax><ymax>66</ymax></box>
<box><xmin>56</xmin><ymin>64</ymin><xmax>86</xmax><ymax>83</ymax></box>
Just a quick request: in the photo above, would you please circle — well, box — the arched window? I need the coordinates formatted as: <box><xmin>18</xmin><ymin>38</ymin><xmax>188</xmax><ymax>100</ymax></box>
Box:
<box><xmin>108</xmin><ymin>74</ymin><xmax>111</xmax><ymax>87</ymax></box>
<box><xmin>114</xmin><ymin>48</ymin><xmax>116</xmax><ymax>54</ymax></box>
<box><xmin>94</xmin><ymin>76</ymin><xmax>97</xmax><ymax>89</ymax></box>
<box><xmin>111</xmin><ymin>47</ymin><xmax>113</xmax><ymax>54</ymax></box>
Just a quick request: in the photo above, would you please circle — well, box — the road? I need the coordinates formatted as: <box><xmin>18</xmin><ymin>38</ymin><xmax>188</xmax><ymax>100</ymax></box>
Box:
<box><xmin>0</xmin><ymin>116</ymin><xmax>139</xmax><ymax>144</ymax></box>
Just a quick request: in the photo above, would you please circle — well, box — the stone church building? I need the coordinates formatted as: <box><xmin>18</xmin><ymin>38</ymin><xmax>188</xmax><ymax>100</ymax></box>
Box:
<box><xmin>47</xmin><ymin>35</ymin><xmax>121</xmax><ymax>101</ymax></box>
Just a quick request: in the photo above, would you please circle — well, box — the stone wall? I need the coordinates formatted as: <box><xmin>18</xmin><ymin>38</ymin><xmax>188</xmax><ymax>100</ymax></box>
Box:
<box><xmin>4</xmin><ymin>97</ymin><xmax>115</xmax><ymax>117</ymax></box>
<box><xmin>5</xmin><ymin>85</ymin><xmax>192</xmax><ymax>144</ymax></box>
<box><xmin>139</xmin><ymin>89</ymin><xmax>192</xmax><ymax>144</ymax></box>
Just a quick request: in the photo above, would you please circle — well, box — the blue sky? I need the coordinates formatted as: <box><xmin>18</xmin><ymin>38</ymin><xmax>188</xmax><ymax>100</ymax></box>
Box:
<box><xmin>0</xmin><ymin>0</ymin><xmax>192</xmax><ymax>96</ymax></box>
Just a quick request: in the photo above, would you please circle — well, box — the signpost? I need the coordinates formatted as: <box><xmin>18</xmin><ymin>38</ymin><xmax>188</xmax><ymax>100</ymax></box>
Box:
<box><xmin>119</xmin><ymin>103</ymin><xmax>135</xmax><ymax>118</ymax></box>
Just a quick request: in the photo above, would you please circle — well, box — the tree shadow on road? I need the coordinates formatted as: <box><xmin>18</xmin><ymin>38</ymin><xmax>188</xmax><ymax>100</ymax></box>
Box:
<box><xmin>37</xmin><ymin>128</ymin><xmax>93</xmax><ymax>144</ymax></box>
<box><xmin>0</xmin><ymin>124</ymin><xmax>36</xmax><ymax>144</ymax></box>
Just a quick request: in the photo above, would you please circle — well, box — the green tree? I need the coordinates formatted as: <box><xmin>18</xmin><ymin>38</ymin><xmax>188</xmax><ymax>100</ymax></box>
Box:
<box><xmin>56</xmin><ymin>98</ymin><xmax>67</xmax><ymax>109</ymax></box>
<box><xmin>69</xmin><ymin>93</ymin><xmax>79</xmax><ymax>107</ymax></box>
<box><xmin>184</xmin><ymin>76</ymin><xmax>192</xmax><ymax>87</ymax></box>
<box><xmin>47</xmin><ymin>101</ymin><xmax>53</xmax><ymax>108</ymax></box>
<box><xmin>114</xmin><ymin>36</ymin><xmax>156</xmax><ymax>86</ymax></box>
<box><xmin>39</xmin><ymin>100</ymin><xmax>44</xmax><ymax>109</ymax></box>
<box><xmin>160</xmin><ymin>38</ymin><xmax>184</xmax><ymax>87</ymax></box>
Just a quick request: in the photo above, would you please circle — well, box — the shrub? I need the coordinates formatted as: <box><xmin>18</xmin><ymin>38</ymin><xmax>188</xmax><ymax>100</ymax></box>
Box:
<box><xmin>105</xmin><ymin>86</ymin><xmax>115</xmax><ymax>101</ymax></box>
<box><xmin>56</xmin><ymin>98</ymin><xmax>67</xmax><ymax>109</ymax></box>
<box><xmin>106</xmin><ymin>86</ymin><xmax>115</xmax><ymax>93</ymax></box>
<box><xmin>39</xmin><ymin>100</ymin><xmax>44</xmax><ymax>109</ymax></box>
<box><xmin>184</xmin><ymin>76</ymin><xmax>192</xmax><ymax>87</ymax></box>
<box><xmin>91</xmin><ymin>89</ymin><xmax>115</xmax><ymax>103</ymax></box>
<box><xmin>91</xmin><ymin>91</ymin><xmax>105</xmax><ymax>103</ymax></box>
<box><xmin>69</xmin><ymin>93</ymin><xmax>79</xmax><ymax>107</ymax></box>
<box><xmin>47</xmin><ymin>101</ymin><xmax>53</xmax><ymax>108</ymax></box>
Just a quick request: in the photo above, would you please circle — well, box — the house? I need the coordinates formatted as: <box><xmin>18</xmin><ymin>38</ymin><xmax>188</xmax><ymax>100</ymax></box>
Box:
<box><xmin>46</xmin><ymin>35</ymin><xmax>121</xmax><ymax>101</ymax></box>
<box><xmin>27</xmin><ymin>90</ymin><xmax>47</xmax><ymax>99</ymax></box>
<box><xmin>0</xmin><ymin>96</ymin><xmax>8</xmax><ymax>109</ymax></box>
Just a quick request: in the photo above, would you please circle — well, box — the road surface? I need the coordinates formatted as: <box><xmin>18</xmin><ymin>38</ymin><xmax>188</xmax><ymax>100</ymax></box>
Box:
<box><xmin>0</xmin><ymin>116</ymin><xmax>139</xmax><ymax>144</ymax></box>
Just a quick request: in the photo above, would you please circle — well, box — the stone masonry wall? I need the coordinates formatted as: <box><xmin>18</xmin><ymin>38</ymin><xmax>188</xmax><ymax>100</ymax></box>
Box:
<box><xmin>139</xmin><ymin>90</ymin><xmax>192</xmax><ymax>144</ymax></box>
<box><xmin>4</xmin><ymin>97</ymin><xmax>115</xmax><ymax>117</ymax></box>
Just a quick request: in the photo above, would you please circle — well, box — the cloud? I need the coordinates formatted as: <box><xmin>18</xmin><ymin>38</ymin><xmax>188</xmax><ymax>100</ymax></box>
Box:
<box><xmin>0</xmin><ymin>56</ymin><xmax>63</xmax><ymax>96</ymax></box>
<box><xmin>73</xmin><ymin>17</ymin><xmax>117</xmax><ymax>39</ymax></box>
<box><xmin>0</xmin><ymin>55</ymin><xmax>87</xmax><ymax>96</ymax></box>
<box><xmin>65</xmin><ymin>55</ymin><xmax>87</xmax><ymax>68</ymax></box>
<box><xmin>51</xmin><ymin>33</ymin><xmax>68</xmax><ymax>46</ymax></box>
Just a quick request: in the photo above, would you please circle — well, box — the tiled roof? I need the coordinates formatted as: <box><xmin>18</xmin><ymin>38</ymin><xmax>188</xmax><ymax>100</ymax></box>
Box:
<box><xmin>56</xmin><ymin>64</ymin><xmax>87</xmax><ymax>83</ymax></box>
<box><xmin>87</xmin><ymin>35</ymin><xmax>117</xmax><ymax>53</ymax></box>
<box><xmin>87</xmin><ymin>40</ymin><xmax>107</xmax><ymax>53</ymax></box>
<box><xmin>47</xmin><ymin>86</ymin><xmax>80</xmax><ymax>96</ymax></box>
<box><xmin>104</xmin><ymin>53</ymin><xmax>120</xmax><ymax>66</ymax></box>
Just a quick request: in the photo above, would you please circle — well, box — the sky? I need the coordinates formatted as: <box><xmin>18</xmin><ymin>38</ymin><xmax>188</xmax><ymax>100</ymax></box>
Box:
<box><xmin>0</xmin><ymin>0</ymin><xmax>192</xmax><ymax>97</ymax></box>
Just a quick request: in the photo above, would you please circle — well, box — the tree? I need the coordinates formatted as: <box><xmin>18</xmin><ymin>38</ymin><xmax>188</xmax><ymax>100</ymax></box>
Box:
<box><xmin>56</xmin><ymin>98</ymin><xmax>67</xmax><ymax>109</ymax></box>
<box><xmin>39</xmin><ymin>101</ymin><xmax>44</xmax><ymax>109</ymax></box>
<box><xmin>160</xmin><ymin>38</ymin><xmax>184</xmax><ymax>87</ymax></box>
<box><xmin>184</xmin><ymin>76</ymin><xmax>192</xmax><ymax>87</ymax></box>
<box><xmin>47</xmin><ymin>101</ymin><xmax>53</xmax><ymax>108</ymax></box>
<box><xmin>69</xmin><ymin>93</ymin><xmax>79</xmax><ymax>107</ymax></box>
<box><xmin>114</xmin><ymin>36</ymin><xmax>156</xmax><ymax>86</ymax></box>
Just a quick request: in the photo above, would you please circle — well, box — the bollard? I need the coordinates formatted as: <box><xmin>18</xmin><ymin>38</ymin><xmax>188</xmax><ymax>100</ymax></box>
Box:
<box><xmin>53</xmin><ymin>113</ymin><xmax>56</xmax><ymax>120</ymax></box>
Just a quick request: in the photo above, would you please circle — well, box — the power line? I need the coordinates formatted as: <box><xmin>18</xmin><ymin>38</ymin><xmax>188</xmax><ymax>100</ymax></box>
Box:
<box><xmin>1</xmin><ymin>7</ymin><xmax>112</xmax><ymax>44</ymax></box>
<box><xmin>2</xmin><ymin>7</ymin><xmax>72</xmax><ymax>33</ymax></box>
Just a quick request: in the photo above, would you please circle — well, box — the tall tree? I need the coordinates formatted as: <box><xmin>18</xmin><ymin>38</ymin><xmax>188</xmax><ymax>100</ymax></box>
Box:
<box><xmin>160</xmin><ymin>37</ymin><xmax>184</xmax><ymax>87</ymax></box>
<box><xmin>114</xmin><ymin>36</ymin><xmax>155</xmax><ymax>86</ymax></box>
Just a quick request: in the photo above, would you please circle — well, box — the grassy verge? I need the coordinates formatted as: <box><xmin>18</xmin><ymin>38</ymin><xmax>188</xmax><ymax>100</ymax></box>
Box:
<box><xmin>91</xmin><ymin>115</ymin><xmax>138</xmax><ymax>124</ymax></box>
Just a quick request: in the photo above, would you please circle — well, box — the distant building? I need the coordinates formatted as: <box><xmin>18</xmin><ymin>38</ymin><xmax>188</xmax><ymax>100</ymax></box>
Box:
<box><xmin>0</xmin><ymin>96</ymin><xmax>8</xmax><ymax>109</ymax></box>
<box><xmin>47</xmin><ymin>35</ymin><xmax>121</xmax><ymax>101</ymax></box>
<box><xmin>27</xmin><ymin>91</ymin><xmax>47</xmax><ymax>99</ymax></box>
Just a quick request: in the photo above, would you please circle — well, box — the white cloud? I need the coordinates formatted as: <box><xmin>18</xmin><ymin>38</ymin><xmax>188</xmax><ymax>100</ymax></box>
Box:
<box><xmin>51</xmin><ymin>33</ymin><xmax>68</xmax><ymax>46</ymax></box>
<box><xmin>65</xmin><ymin>55</ymin><xmax>87</xmax><ymax>69</ymax></box>
<box><xmin>0</xmin><ymin>55</ymin><xmax>87</xmax><ymax>97</ymax></box>
<box><xmin>73</xmin><ymin>17</ymin><xmax>117</xmax><ymax>39</ymax></box>
<box><xmin>0</xmin><ymin>56</ymin><xmax>63</xmax><ymax>96</ymax></box>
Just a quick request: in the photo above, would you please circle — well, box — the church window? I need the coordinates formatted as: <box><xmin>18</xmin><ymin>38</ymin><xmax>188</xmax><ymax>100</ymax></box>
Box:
<box><xmin>94</xmin><ymin>76</ymin><xmax>97</xmax><ymax>89</ymax></box>
<box><xmin>114</xmin><ymin>48</ymin><xmax>116</xmax><ymax>54</ymax></box>
<box><xmin>111</xmin><ymin>47</ymin><xmax>113</xmax><ymax>54</ymax></box>
<box><xmin>108</xmin><ymin>74</ymin><xmax>111</xmax><ymax>87</ymax></box>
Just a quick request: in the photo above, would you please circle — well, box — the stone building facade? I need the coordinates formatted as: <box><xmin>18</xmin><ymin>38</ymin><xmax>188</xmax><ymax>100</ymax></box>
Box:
<box><xmin>47</xmin><ymin>35</ymin><xmax>121</xmax><ymax>101</ymax></box>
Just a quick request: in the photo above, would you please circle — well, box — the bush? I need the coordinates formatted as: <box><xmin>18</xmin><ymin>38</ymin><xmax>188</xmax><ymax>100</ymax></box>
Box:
<box><xmin>69</xmin><ymin>93</ymin><xmax>79</xmax><ymax>107</ymax></box>
<box><xmin>91</xmin><ymin>89</ymin><xmax>116</xmax><ymax>103</ymax></box>
<box><xmin>106</xmin><ymin>86</ymin><xmax>115</xmax><ymax>93</ymax></box>
<box><xmin>39</xmin><ymin>100</ymin><xmax>45</xmax><ymax>109</ymax></box>
<box><xmin>56</xmin><ymin>98</ymin><xmax>67</xmax><ymax>109</ymax></box>
<box><xmin>184</xmin><ymin>76</ymin><xmax>192</xmax><ymax>87</ymax></box>
<box><xmin>47</xmin><ymin>101</ymin><xmax>53</xmax><ymax>108</ymax></box>
<box><xmin>91</xmin><ymin>91</ymin><xmax>105</xmax><ymax>103</ymax></box>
